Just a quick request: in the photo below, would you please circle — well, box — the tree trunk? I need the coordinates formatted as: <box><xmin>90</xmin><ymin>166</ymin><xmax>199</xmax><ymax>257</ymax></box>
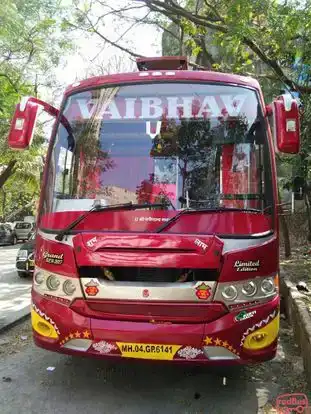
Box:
<box><xmin>2</xmin><ymin>190</ymin><xmax>6</xmax><ymax>221</ymax></box>
<box><xmin>278</xmin><ymin>189</ymin><xmax>291</xmax><ymax>257</ymax></box>
<box><xmin>304</xmin><ymin>192</ymin><xmax>311</xmax><ymax>242</ymax></box>
<box><xmin>0</xmin><ymin>160</ymin><xmax>17</xmax><ymax>189</ymax></box>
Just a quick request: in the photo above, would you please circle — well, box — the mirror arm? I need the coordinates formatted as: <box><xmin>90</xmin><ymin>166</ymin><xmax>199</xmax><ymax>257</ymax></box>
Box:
<box><xmin>265</xmin><ymin>104</ymin><xmax>273</xmax><ymax>117</ymax></box>
<box><xmin>24</xmin><ymin>96</ymin><xmax>74</xmax><ymax>144</ymax></box>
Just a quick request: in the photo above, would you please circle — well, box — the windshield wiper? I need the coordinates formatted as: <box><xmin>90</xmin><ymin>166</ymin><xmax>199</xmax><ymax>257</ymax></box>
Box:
<box><xmin>154</xmin><ymin>206</ymin><xmax>264</xmax><ymax>234</ymax></box>
<box><xmin>55</xmin><ymin>202</ymin><xmax>171</xmax><ymax>241</ymax></box>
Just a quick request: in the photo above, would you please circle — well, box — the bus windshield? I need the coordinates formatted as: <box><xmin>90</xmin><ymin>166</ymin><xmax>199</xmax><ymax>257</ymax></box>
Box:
<box><xmin>43</xmin><ymin>82</ymin><xmax>273</xmax><ymax>217</ymax></box>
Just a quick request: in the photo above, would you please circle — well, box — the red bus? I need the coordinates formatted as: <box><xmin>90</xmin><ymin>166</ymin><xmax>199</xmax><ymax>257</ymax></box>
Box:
<box><xmin>8</xmin><ymin>56</ymin><xmax>300</xmax><ymax>364</ymax></box>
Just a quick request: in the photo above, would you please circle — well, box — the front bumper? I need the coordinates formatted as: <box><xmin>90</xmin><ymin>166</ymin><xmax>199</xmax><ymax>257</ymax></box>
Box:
<box><xmin>16</xmin><ymin>259</ymin><xmax>34</xmax><ymax>273</ymax></box>
<box><xmin>32</xmin><ymin>290</ymin><xmax>279</xmax><ymax>365</ymax></box>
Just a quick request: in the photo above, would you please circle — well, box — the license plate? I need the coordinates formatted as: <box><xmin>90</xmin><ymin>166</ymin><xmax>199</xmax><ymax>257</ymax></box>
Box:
<box><xmin>116</xmin><ymin>342</ymin><xmax>182</xmax><ymax>360</ymax></box>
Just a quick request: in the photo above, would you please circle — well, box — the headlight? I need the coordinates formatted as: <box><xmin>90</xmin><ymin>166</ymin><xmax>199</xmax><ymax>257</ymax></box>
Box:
<box><xmin>261</xmin><ymin>278</ymin><xmax>275</xmax><ymax>294</ymax></box>
<box><xmin>33</xmin><ymin>267</ymin><xmax>83</xmax><ymax>303</ymax></box>
<box><xmin>221</xmin><ymin>285</ymin><xmax>238</xmax><ymax>300</ymax></box>
<box><xmin>241</xmin><ymin>281</ymin><xmax>257</xmax><ymax>297</ymax></box>
<box><xmin>46</xmin><ymin>275</ymin><xmax>60</xmax><ymax>291</ymax></box>
<box><xmin>63</xmin><ymin>279</ymin><xmax>76</xmax><ymax>296</ymax></box>
<box><xmin>34</xmin><ymin>271</ymin><xmax>44</xmax><ymax>285</ymax></box>
<box><xmin>17</xmin><ymin>250</ymin><xmax>28</xmax><ymax>259</ymax></box>
<box><xmin>215</xmin><ymin>274</ymin><xmax>279</xmax><ymax>306</ymax></box>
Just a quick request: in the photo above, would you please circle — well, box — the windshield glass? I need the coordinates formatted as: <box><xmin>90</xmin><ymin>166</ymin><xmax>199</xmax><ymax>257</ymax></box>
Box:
<box><xmin>41</xmin><ymin>82</ymin><xmax>274</xmax><ymax>232</ymax></box>
<box><xmin>15</xmin><ymin>223</ymin><xmax>31</xmax><ymax>229</ymax></box>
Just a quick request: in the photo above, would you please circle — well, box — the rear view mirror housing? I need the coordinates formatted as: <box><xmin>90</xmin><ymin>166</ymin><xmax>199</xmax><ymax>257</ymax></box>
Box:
<box><xmin>8</xmin><ymin>96</ymin><xmax>61</xmax><ymax>150</ymax></box>
<box><xmin>267</xmin><ymin>94</ymin><xmax>300</xmax><ymax>154</ymax></box>
<box><xmin>8</xmin><ymin>97</ymin><xmax>39</xmax><ymax>149</ymax></box>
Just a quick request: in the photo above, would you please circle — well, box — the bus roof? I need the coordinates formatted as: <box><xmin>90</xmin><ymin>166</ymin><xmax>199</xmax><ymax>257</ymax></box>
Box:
<box><xmin>65</xmin><ymin>70</ymin><xmax>260</xmax><ymax>96</ymax></box>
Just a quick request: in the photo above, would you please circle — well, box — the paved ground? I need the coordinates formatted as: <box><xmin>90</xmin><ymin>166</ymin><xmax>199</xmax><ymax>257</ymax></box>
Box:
<box><xmin>0</xmin><ymin>317</ymin><xmax>309</xmax><ymax>414</ymax></box>
<box><xmin>0</xmin><ymin>245</ymin><xmax>32</xmax><ymax>330</ymax></box>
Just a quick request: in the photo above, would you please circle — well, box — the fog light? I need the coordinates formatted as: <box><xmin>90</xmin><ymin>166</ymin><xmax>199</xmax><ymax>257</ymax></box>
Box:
<box><xmin>31</xmin><ymin>309</ymin><xmax>59</xmax><ymax>339</ymax></box>
<box><xmin>242</xmin><ymin>281</ymin><xmax>257</xmax><ymax>297</ymax></box>
<box><xmin>63</xmin><ymin>279</ymin><xmax>76</xmax><ymax>296</ymax></box>
<box><xmin>46</xmin><ymin>275</ymin><xmax>60</xmax><ymax>291</ymax></box>
<box><xmin>261</xmin><ymin>278</ymin><xmax>275</xmax><ymax>294</ymax></box>
<box><xmin>221</xmin><ymin>285</ymin><xmax>238</xmax><ymax>301</ymax></box>
<box><xmin>252</xmin><ymin>333</ymin><xmax>267</xmax><ymax>342</ymax></box>
<box><xmin>37</xmin><ymin>321</ymin><xmax>52</xmax><ymax>336</ymax></box>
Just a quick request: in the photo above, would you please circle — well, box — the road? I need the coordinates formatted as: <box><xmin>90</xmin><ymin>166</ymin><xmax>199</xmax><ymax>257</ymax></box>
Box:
<box><xmin>0</xmin><ymin>317</ymin><xmax>309</xmax><ymax>414</ymax></box>
<box><xmin>0</xmin><ymin>244</ymin><xmax>32</xmax><ymax>330</ymax></box>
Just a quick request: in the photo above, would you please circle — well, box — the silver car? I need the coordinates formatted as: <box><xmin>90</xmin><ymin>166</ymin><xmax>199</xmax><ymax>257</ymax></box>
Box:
<box><xmin>14</xmin><ymin>222</ymin><xmax>34</xmax><ymax>242</ymax></box>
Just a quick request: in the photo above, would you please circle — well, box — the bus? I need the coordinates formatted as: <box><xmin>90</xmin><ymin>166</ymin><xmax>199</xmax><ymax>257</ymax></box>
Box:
<box><xmin>8</xmin><ymin>56</ymin><xmax>300</xmax><ymax>364</ymax></box>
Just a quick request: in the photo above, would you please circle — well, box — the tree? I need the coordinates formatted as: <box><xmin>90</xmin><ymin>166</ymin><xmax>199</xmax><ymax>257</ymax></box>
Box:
<box><xmin>65</xmin><ymin>0</ymin><xmax>311</xmax><ymax>245</ymax></box>
<box><xmin>0</xmin><ymin>0</ymin><xmax>73</xmax><ymax>216</ymax></box>
<box><xmin>65</xmin><ymin>1</ymin><xmax>303</xmax><ymax>86</ymax></box>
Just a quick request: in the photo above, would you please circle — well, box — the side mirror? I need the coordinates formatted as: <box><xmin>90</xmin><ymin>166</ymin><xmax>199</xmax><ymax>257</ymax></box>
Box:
<box><xmin>267</xmin><ymin>94</ymin><xmax>300</xmax><ymax>154</ymax></box>
<box><xmin>8</xmin><ymin>97</ymin><xmax>39</xmax><ymax>149</ymax></box>
<box><xmin>8</xmin><ymin>96</ymin><xmax>61</xmax><ymax>150</ymax></box>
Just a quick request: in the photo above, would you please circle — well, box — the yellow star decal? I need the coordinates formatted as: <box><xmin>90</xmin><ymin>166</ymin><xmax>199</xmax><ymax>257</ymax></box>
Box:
<box><xmin>69</xmin><ymin>333</ymin><xmax>74</xmax><ymax>339</ymax></box>
<box><xmin>74</xmin><ymin>331</ymin><xmax>81</xmax><ymax>338</ymax></box>
<box><xmin>203</xmin><ymin>336</ymin><xmax>213</xmax><ymax>345</ymax></box>
<box><xmin>214</xmin><ymin>338</ymin><xmax>222</xmax><ymax>346</ymax></box>
<box><xmin>83</xmin><ymin>330</ymin><xmax>90</xmax><ymax>338</ymax></box>
<box><xmin>222</xmin><ymin>341</ymin><xmax>229</xmax><ymax>348</ymax></box>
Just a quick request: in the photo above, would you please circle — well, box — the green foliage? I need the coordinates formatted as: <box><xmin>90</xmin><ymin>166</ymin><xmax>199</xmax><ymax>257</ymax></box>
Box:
<box><xmin>0</xmin><ymin>0</ymin><xmax>72</xmax><ymax>219</ymax></box>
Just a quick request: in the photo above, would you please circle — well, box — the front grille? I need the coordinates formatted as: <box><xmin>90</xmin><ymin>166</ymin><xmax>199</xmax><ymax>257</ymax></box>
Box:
<box><xmin>78</xmin><ymin>266</ymin><xmax>219</xmax><ymax>282</ymax></box>
<box><xmin>16</xmin><ymin>261</ymin><xmax>27</xmax><ymax>271</ymax></box>
<box><xmin>82</xmin><ymin>300</ymin><xmax>227</xmax><ymax>323</ymax></box>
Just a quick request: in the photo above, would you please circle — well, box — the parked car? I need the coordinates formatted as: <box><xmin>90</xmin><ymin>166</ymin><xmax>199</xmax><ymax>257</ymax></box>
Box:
<box><xmin>0</xmin><ymin>223</ymin><xmax>17</xmax><ymax>245</ymax></box>
<box><xmin>14</xmin><ymin>221</ymin><xmax>34</xmax><ymax>242</ymax></box>
<box><xmin>16</xmin><ymin>232</ymin><xmax>35</xmax><ymax>278</ymax></box>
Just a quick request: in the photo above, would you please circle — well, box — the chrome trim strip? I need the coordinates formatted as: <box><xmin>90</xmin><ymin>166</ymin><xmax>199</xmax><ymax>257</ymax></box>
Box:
<box><xmin>37</xmin><ymin>229</ymin><xmax>74</xmax><ymax>246</ymax></box>
<box><xmin>62</xmin><ymin>339</ymin><xmax>92</xmax><ymax>352</ymax></box>
<box><xmin>81</xmin><ymin>278</ymin><xmax>216</xmax><ymax>302</ymax></box>
<box><xmin>203</xmin><ymin>346</ymin><xmax>240</xmax><ymax>360</ymax></box>
<box><xmin>220</xmin><ymin>234</ymin><xmax>274</xmax><ymax>253</ymax></box>
<box><xmin>38</xmin><ymin>230</ymin><xmax>274</xmax><ymax>253</ymax></box>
